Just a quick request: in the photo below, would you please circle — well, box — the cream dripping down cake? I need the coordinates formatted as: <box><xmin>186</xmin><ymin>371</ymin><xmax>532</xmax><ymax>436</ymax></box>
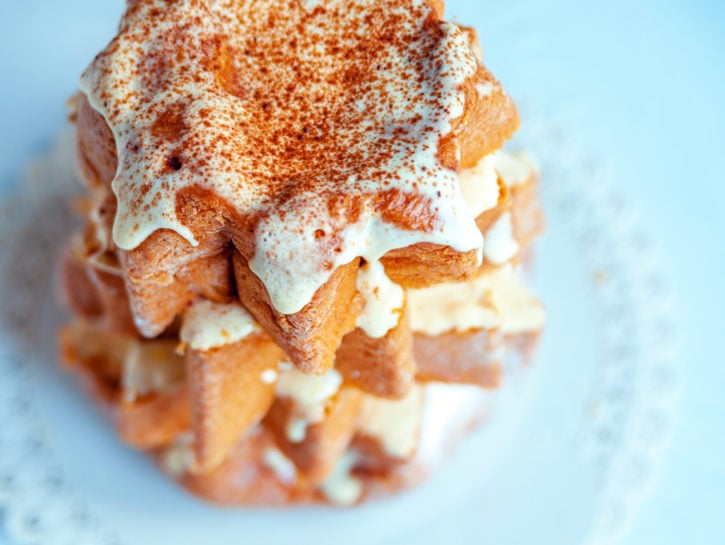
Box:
<box><xmin>59</xmin><ymin>0</ymin><xmax>545</xmax><ymax>505</ymax></box>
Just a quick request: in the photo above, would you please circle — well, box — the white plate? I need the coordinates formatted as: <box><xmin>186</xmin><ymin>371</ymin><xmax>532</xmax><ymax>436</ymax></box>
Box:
<box><xmin>2</xmin><ymin>0</ymin><xmax>698</xmax><ymax>543</ymax></box>
<box><xmin>0</xmin><ymin>110</ymin><xmax>678</xmax><ymax>545</ymax></box>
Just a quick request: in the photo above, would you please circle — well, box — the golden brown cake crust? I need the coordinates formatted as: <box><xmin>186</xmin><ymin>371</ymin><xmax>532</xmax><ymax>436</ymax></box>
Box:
<box><xmin>335</xmin><ymin>304</ymin><xmax>415</xmax><ymax>399</ymax></box>
<box><xmin>232</xmin><ymin>252</ymin><xmax>363</xmax><ymax>374</ymax></box>
<box><xmin>185</xmin><ymin>335</ymin><xmax>284</xmax><ymax>472</ymax></box>
<box><xmin>414</xmin><ymin>329</ymin><xmax>503</xmax><ymax>388</ymax></box>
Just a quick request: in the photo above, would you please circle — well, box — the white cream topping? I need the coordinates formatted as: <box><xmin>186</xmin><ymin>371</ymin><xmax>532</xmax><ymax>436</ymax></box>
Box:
<box><xmin>492</xmin><ymin>150</ymin><xmax>538</xmax><ymax>187</ymax></box>
<box><xmin>357</xmin><ymin>386</ymin><xmax>423</xmax><ymax>459</ymax></box>
<box><xmin>276</xmin><ymin>366</ymin><xmax>343</xmax><ymax>442</ymax></box>
<box><xmin>483</xmin><ymin>211</ymin><xmax>520</xmax><ymax>265</ymax></box>
<box><xmin>458</xmin><ymin>154</ymin><xmax>500</xmax><ymax>218</ymax></box>
<box><xmin>355</xmin><ymin>260</ymin><xmax>405</xmax><ymax>338</ymax></box>
<box><xmin>319</xmin><ymin>450</ymin><xmax>363</xmax><ymax>506</ymax></box>
<box><xmin>180</xmin><ymin>300</ymin><xmax>259</xmax><ymax>351</ymax></box>
<box><xmin>122</xmin><ymin>340</ymin><xmax>184</xmax><ymax>402</ymax></box>
<box><xmin>79</xmin><ymin>0</ymin><xmax>486</xmax><ymax>315</ymax></box>
<box><xmin>262</xmin><ymin>447</ymin><xmax>297</xmax><ymax>484</ymax></box>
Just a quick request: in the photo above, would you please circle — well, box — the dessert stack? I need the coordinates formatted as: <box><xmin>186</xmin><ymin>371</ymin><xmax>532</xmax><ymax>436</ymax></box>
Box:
<box><xmin>59</xmin><ymin>0</ymin><xmax>545</xmax><ymax>505</ymax></box>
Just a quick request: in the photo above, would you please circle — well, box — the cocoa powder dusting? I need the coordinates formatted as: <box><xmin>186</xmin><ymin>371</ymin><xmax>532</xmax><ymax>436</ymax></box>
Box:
<box><xmin>79</xmin><ymin>0</ymin><xmax>486</xmax><ymax>313</ymax></box>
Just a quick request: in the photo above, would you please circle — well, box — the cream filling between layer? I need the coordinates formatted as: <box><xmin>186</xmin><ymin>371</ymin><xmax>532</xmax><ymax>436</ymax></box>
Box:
<box><xmin>328</xmin><ymin>382</ymin><xmax>495</xmax><ymax>497</ymax></box>
<box><xmin>83</xmin><ymin>188</ymin><xmax>123</xmax><ymax>276</ymax></box>
<box><xmin>483</xmin><ymin>211</ymin><xmax>519</xmax><ymax>265</ymax></box>
<box><xmin>458</xmin><ymin>154</ymin><xmax>500</xmax><ymax>218</ymax></box>
<box><xmin>262</xmin><ymin>447</ymin><xmax>297</xmax><ymax>484</ymax></box>
<box><xmin>355</xmin><ymin>260</ymin><xmax>405</xmax><ymax>338</ymax></box>
<box><xmin>276</xmin><ymin>364</ymin><xmax>343</xmax><ymax>442</ymax></box>
<box><xmin>488</xmin><ymin>269</ymin><xmax>546</xmax><ymax>334</ymax></box>
<box><xmin>122</xmin><ymin>339</ymin><xmax>184</xmax><ymax>402</ymax></box>
<box><xmin>457</xmin><ymin>148</ymin><xmax>539</xmax><ymax>224</ymax></box>
<box><xmin>357</xmin><ymin>386</ymin><xmax>423</xmax><ymax>459</ymax></box>
<box><xmin>417</xmin><ymin>383</ymin><xmax>495</xmax><ymax>465</ymax></box>
<box><xmin>180</xmin><ymin>300</ymin><xmax>259</xmax><ymax>351</ymax></box>
<box><xmin>408</xmin><ymin>267</ymin><xmax>544</xmax><ymax>336</ymax></box>
<box><xmin>408</xmin><ymin>274</ymin><xmax>500</xmax><ymax>336</ymax></box>
<box><xmin>492</xmin><ymin>149</ymin><xmax>537</xmax><ymax>187</ymax></box>
<box><xmin>319</xmin><ymin>450</ymin><xmax>363</xmax><ymax>506</ymax></box>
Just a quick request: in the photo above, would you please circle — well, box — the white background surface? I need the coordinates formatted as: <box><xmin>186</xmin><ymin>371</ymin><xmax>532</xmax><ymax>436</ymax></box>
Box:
<box><xmin>0</xmin><ymin>1</ymin><xmax>723</xmax><ymax>543</ymax></box>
